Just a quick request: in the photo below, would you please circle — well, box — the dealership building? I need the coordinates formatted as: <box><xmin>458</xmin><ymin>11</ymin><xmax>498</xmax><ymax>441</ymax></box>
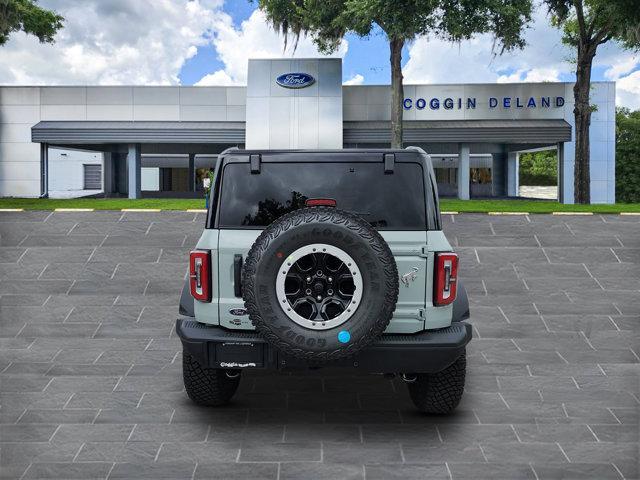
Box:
<box><xmin>0</xmin><ymin>58</ymin><xmax>616</xmax><ymax>203</ymax></box>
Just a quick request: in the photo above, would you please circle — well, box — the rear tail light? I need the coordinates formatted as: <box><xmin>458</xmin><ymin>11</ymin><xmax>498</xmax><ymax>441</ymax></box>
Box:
<box><xmin>434</xmin><ymin>252</ymin><xmax>458</xmax><ymax>306</ymax></box>
<box><xmin>189</xmin><ymin>250</ymin><xmax>211</xmax><ymax>302</ymax></box>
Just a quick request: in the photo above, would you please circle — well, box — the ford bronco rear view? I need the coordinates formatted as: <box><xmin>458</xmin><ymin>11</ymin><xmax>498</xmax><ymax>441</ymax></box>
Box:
<box><xmin>176</xmin><ymin>147</ymin><xmax>472</xmax><ymax>413</ymax></box>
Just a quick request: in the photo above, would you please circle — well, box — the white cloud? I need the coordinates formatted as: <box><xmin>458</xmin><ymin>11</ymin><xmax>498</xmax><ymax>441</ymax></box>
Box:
<box><xmin>403</xmin><ymin>10</ymin><xmax>571</xmax><ymax>85</ymax></box>
<box><xmin>0</xmin><ymin>1</ymin><xmax>636</xmax><ymax>109</ymax></box>
<box><xmin>402</xmin><ymin>8</ymin><xmax>639</xmax><ymax>108</ymax></box>
<box><xmin>195</xmin><ymin>70</ymin><xmax>238</xmax><ymax>86</ymax></box>
<box><xmin>604</xmin><ymin>54</ymin><xmax>639</xmax><ymax>81</ymax></box>
<box><xmin>343</xmin><ymin>74</ymin><xmax>364</xmax><ymax>85</ymax></box>
<box><xmin>599</xmin><ymin>51</ymin><xmax>640</xmax><ymax>109</ymax></box>
<box><xmin>0</xmin><ymin>2</ymin><xmax>346</xmax><ymax>87</ymax></box>
<box><xmin>0</xmin><ymin>0</ymin><xmax>223</xmax><ymax>85</ymax></box>
<box><xmin>197</xmin><ymin>9</ymin><xmax>348</xmax><ymax>86</ymax></box>
<box><xmin>616</xmin><ymin>70</ymin><xmax>640</xmax><ymax>110</ymax></box>
<box><xmin>497</xmin><ymin>67</ymin><xmax>561</xmax><ymax>83</ymax></box>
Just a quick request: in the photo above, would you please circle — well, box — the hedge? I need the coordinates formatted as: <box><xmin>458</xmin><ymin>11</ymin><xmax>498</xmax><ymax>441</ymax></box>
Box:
<box><xmin>616</xmin><ymin>108</ymin><xmax>640</xmax><ymax>203</ymax></box>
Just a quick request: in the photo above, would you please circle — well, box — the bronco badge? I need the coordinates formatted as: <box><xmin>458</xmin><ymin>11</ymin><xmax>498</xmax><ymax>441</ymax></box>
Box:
<box><xmin>400</xmin><ymin>267</ymin><xmax>419</xmax><ymax>287</ymax></box>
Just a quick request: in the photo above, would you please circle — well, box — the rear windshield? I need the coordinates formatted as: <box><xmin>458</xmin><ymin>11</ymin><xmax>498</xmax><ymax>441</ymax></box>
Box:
<box><xmin>217</xmin><ymin>162</ymin><xmax>426</xmax><ymax>230</ymax></box>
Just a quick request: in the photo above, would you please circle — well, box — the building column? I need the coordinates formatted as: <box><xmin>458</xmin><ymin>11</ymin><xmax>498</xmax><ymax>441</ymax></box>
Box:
<box><xmin>103</xmin><ymin>152</ymin><xmax>114</xmax><ymax>195</ymax></box>
<box><xmin>492</xmin><ymin>150</ymin><xmax>507</xmax><ymax>197</ymax></box>
<box><xmin>114</xmin><ymin>152</ymin><xmax>128</xmax><ymax>195</ymax></box>
<box><xmin>188</xmin><ymin>153</ymin><xmax>196</xmax><ymax>192</ymax></box>
<box><xmin>127</xmin><ymin>143</ymin><xmax>141</xmax><ymax>199</ymax></box>
<box><xmin>40</xmin><ymin>143</ymin><xmax>49</xmax><ymax>198</ymax></box>
<box><xmin>507</xmin><ymin>151</ymin><xmax>519</xmax><ymax>197</ymax></box>
<box><xmin>557</xmin><ymin>142</ymin><xmax>565</xmax><ymax>203</ymax></box>
<box><xmin>457</xmin><ymin>143</ymin><xmax>470</xmax><ymax>200</ymax></box>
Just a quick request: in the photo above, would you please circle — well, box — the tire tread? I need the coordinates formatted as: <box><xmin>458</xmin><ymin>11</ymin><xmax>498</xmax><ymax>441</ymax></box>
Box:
<box><xmin>182</xmin><ymin>352</ymin><xmax>240</xmax><ymax>406</ymax></box>
<box><xmin>407</xmin><ymin>351</ymin><xmax>466</xmax><ymax>414</ymax></box>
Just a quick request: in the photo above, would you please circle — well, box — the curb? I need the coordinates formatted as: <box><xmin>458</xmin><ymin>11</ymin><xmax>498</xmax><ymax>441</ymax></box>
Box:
<box><xmin>120</xmin><ymin>208</ymin><xmax>162</xmax><ymax>212</ymax></box>
<box><xmin>620</xmin><ymin>212</ymin><xmax>640</xmax><ymax>216</ymax></box>
<box><xmin>54</xmin><ymin>208</ymin><xmax>94</xmax><ymax>212</ymax></box>
<box><xmin>441</xmin><ymin>211</ymin><xmax>459</xmax><ymax>215</ymax></box>
<box><xmin>41</xmin><ymin>208</ymin><xmax>208</xmax><ymax>213</ymax></box>
<box><xmin>552</xmin><ymin>212</ymin><xmax>593</xmax><ymax>216</ymax></box>
<box><xmin>488</xmin><ymin>212</ymin><xmax>529</xmax><ymax>215</ymax></box>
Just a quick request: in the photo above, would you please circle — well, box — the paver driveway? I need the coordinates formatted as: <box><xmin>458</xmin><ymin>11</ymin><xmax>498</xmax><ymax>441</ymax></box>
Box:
<box><xmin>0</xmin><ymin>211</ymin><xmax>638</xmax><ymax>480</ymax></box>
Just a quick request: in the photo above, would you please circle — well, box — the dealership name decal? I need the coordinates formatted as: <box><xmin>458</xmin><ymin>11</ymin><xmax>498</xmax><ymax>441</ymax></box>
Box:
<box><xmin>403</xmin><ymin>96</ymin><xmax>565</xmax><ymax>110</ymax></box>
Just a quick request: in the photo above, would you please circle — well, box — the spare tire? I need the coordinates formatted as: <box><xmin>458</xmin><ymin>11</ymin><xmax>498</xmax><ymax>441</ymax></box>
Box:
<box><xmin>242</xmin><ymin>206</ymin><xmax>399</xmax><ymax>362</ymax></box>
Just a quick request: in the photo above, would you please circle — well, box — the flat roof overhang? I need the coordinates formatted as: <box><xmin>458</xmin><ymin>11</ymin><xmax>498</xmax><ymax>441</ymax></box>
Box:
<box><xmin>31</xmin><ymin>121</ymin><xmax>246</xmax><ymax>144</ymax></box>
<box><xmin>344</xmin><ymin>120</ymin><xmax>572</xmax><ymax>144</ymax></box>
<box><xmin>32</xmin><ymin>119</ymin><xmax>571</xmax><ymax>146</ymax></box>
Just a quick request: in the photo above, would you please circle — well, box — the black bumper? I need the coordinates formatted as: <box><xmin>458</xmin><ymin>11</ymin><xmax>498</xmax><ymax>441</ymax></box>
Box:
<box><xmin>177</xmin><ymin>319</ymin><xmax>472</xmax><ymax>373</ymax></box>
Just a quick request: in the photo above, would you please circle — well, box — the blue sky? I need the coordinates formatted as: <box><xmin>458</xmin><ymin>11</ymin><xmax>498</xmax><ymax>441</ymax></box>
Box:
<box><xmin>179</xmin><ymin>2</ymin><xmax>400</xmax><ymax>86</ymax></box>
<box><xmin>178</xmin><ymin>0</ymin><xmax>627</xmax><ymax>87</ymax></box>
<box><xmin>180</xmin><ymin>29</ymin><xmax>398</xmax><ymax>86</ymax></box>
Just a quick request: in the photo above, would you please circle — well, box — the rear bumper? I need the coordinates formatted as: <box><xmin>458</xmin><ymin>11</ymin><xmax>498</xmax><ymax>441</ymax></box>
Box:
<box><xmin>176</xmin><ymin>319</ymin><xmax>472</xmax><ymax>374</ymax></box>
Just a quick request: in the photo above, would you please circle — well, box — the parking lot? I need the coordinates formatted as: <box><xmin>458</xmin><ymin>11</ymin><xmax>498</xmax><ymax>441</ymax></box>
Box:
<box><xmin>0</xmin><ymin>210</ymin><xmax>638</xmax><ymax>480</ymax></box>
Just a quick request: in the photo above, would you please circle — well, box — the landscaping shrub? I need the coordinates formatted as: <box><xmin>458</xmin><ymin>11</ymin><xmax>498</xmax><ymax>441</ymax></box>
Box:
<box><xmin>519</xmin><ymin>150</ymin><xmax>558</xmax><ymax>186</ymax></box>
<box><xmin>616</xmin><ymin>108</ymin><xmax>640</xmax><ymax>203</ymax></box>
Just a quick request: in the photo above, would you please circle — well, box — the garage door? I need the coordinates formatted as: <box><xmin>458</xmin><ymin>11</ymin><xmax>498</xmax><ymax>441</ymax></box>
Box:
<box><xmin>83</xmin><ymin>164</ymin><xmax>102</xmax><ymax>190</ymax></box>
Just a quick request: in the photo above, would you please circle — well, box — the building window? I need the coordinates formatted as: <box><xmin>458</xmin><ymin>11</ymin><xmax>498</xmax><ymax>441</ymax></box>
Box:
<box><xmin>434</xmin><ymin>167</ymin><xmax>457</xmax><ymax>185</ymax></box>
<box><xmin>470</xmin><ymin>168</ymin><xmax>492</xmax><ymax>184</ymax></box>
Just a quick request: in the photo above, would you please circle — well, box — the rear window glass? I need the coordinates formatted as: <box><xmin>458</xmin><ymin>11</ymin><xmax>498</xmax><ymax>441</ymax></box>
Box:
<box><xmin>218</xmin><ymin>162</ymin><xmax>426</xmax><ymax>229</ymax></box>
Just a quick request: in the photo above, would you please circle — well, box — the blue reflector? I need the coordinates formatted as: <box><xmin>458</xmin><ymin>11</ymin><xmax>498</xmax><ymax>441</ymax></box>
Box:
<box><xmin>338</xmin><ymin>330</ymin><xmax>351</xmax><ymax>343</ymax></box>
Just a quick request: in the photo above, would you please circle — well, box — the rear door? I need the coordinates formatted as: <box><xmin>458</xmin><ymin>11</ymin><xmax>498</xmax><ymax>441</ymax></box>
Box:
<box><xmin>215</xmin><ymin>155</ymin><xmax>429</xmax><ymax>333</ymax></box>
<box><xmin>380</xmin><ymin>231</ymin><xmax>428</xmax><ymax>333</ymax></box>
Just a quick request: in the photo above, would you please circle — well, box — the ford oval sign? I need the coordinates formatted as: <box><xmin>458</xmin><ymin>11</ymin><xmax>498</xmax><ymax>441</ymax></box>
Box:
<box><xmin>276</xmin><ymin>72</ymin><xmax>315</xmax><ymax>89</ymax></box>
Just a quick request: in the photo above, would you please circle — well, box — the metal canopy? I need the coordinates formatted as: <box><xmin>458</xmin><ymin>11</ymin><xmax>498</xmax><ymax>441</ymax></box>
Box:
<box><xmin>32</xmin><ymin>121</ymin><xmax>246</xmax><ymax>144</ymax></box>
<box><xmin>32</xmin><ymin>119</ymin><xmax>571</xmax><ymax>146</ymax></box>
<box><xmin>344</xmin><ymin>119</ymin><xmax>572</xmax><ymax>144</ymax></box>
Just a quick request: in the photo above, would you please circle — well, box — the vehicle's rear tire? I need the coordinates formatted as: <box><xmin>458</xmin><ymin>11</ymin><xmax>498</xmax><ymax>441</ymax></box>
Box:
<box><xmin>182</xmin><ymin>351</ymin><xmax>240</xmax><ymax>406</ymax></box>
<box><xmin>407</xmin><ymin>351</ymin><xmax>466</xmax><ymax>414</ymax></box>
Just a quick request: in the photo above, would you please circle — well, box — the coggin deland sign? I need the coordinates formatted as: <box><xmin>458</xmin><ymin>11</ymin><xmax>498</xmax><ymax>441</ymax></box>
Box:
<box><xmin>403</xmin><ymin>95</ymin><xmax>565</xmax><ymax>110</ymax></box>
<box><xmin>275</xmin><ymin>71</ymin><xmax>567</xmax><ymax>112</ymax></box>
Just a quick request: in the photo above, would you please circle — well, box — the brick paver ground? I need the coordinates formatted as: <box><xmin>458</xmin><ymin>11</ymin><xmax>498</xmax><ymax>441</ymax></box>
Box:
<box><xmin>0</xmin><ymin>211</ymin><xmax>638</xmax><ymax>480</ymax></box>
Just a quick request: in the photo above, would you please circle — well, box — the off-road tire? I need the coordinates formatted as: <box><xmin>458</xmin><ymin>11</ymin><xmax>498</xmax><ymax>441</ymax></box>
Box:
<box><xmin>243</xmin><ymin>206</ymin><xmax>399</xmax><ymax>363</ymax></box>
<box><xmin>182</xmin><ymin>352</ymin><xmax>240</xmax><ymax>406</ymax></box>
<box><xmin>407</xmin><ymin>351</ymin><xmax>466</xmax><ymax>414</ymax></box>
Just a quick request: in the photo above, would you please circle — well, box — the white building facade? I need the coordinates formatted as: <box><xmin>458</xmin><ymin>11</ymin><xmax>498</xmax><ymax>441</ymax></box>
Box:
<box><xmin>0</xmin><ymin>58</ymin><xmax>616</xmax><ymax>203</ymax></box>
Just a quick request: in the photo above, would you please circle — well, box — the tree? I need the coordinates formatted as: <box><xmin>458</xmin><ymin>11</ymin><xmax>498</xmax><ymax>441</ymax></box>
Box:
<box><xmin>258</xmin><ymin>0</ymin><xmax>532</xmax><ymax>148</ymax></box>
<box><xmin>519</xmin><ymin>150</ymin><xmax>558</xmax><ymax>186</ymax></box>
<box><xmin>615</xmin><ymin>107</ymin><xmax>640</xmax><ymax>203</ymax></box>
<box><xmin>544</xmin><ymin>0</ymin><xmax>640</xmax><ymax>204</ymax></box>
<box><xmin>0</xmin><ymin>0</ymin><xmax>64</xmax><ymax>46</ymax></box>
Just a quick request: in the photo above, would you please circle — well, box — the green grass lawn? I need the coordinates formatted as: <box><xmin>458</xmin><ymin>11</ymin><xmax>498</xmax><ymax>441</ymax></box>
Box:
<box><xmin>439</xmin><ymin>199</ymin><xmax>640</xmax><ymax>213</ymax></box>
<box><xmin>0</xmin><ymin>198</ymin><xmax>207</xmax><ymax>210</ymax></box>
<box><xmin>1</xmin><ymin>197</ymin><xmax>639</xmax><ymax>213</ymax></box>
